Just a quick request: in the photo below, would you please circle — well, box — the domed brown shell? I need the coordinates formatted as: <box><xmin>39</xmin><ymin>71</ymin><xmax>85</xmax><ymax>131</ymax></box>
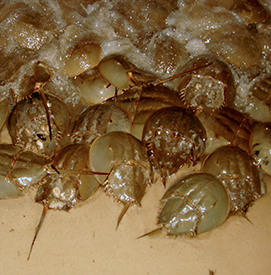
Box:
<box><xmin>142</xmin><ymin>106</ymin><xmax>206</xmax><ymax>185</ymax></box>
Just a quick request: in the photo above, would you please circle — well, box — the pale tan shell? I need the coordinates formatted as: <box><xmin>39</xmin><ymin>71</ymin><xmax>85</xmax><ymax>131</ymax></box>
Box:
<box><xmin>158</xmin><ymin>172</ymin><xmax>230</xmax><ymax>236</ymax></box>
<box><xmin>89</xmin><ymin>131</ymin><xmax>151</xmax><ymax>227</ymax></box>
<box><xmin>72</xmin><ymin>68</ymin><xmax>116</xmax><ymax>105</ymax></box>
<box><xmin>63</xmin><ymin>40</ymin><xmax>102</xmax><ymax>78</ymax></box>
<box><xmin>139</xmin><ymin>172</ymin><xmax>230</xmax><ymax>238</ymax></box>
<box><xmin>98</xmin><ymin>55</ymin><xmax>159</xmax><ymax>90</ymax></box>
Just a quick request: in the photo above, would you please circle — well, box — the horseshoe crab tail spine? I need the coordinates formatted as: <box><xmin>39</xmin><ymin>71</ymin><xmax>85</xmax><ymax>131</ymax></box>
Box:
<box><xmin>57</xmin><ymin>169</ymin><xmax>109</xmax><ymax>176</ymax></box>
<box><xmin>153</xmin><ymin>62</ymin><xmax>213</xmax><ymax>86</ymax></box>
<box><xmin>240</xmin><ymin>209</ymin><xmax>253</xmax><ymax>224</ymax></box>
<box><xmin>27</xmin><ymin>202</ymin><xmax>48</xmax><ymax>261</ymax></box>
<box><xmin>116</xmin><ymin>202</ymin><xmax>131</xmax><ymax>230</ymax></box>
<box><xmin>137</xmin><ymin>228</ymin><xmax>162</xmax><ymax>239</ymax></box>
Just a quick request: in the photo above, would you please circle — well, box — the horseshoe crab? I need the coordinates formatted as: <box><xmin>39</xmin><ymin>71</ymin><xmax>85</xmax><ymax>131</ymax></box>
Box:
<box><xmin>197</xmin><ymin>106</ymin><xmax>255</xmax><ymax>154</ymax></box>
<box><xmin>175</xmin><ymin>55</ymin><xmax>236</xmax><ymax>114</ymax></box>
<box><xmin>230</xmin><ymin>0</ymin><xmax>269</xmax><ymax>25</ymax></box>
<box><xmin>98</xmin><ymin>55</ymin><xmax>159</xmax><ymax>93</ymax></box>
<box><xmin>8</xmin><ymin>91</ymin><xmax>69</xmax><ymax>159</ymax></box>
<box><xmin>0</xmin><ymin>142</ymin><xmax>108</xmax><ymax>260</ymax></box>
<box><xmin>72</xmin><ymin>68</ymin><xmax>116</xmax><ymax>105</ymax></box>
<box><xmin>71</xmin><ymin>102</ymin><xmax>132</xmax><ymax>145</ymax></box>
<box><xmin>105</xmin><ymin>85</ymin><xmax>185</xmax><ymax>140</ymax></box>
<box><xmin>202</xmin><ymin>145</ymin><xmax>264</xmax><ymax>216</ymax></box>
<box><xmin>63</xmin><ymin>36</ymin><xmax>102</xmax><ymax>78</ymax></box>
<box><xmin>73</xmin><ymin>54</ymin><xmax>213</xmax><ymax>108</ymax></box>
<box><xmin>0</xmin><ymin>143</ymin><xmax>50</xmax><ymax>198</ymax></box>
<box><xmin>97</xmin><ymin>54</ymin><xmax>213</xmax><ymax>96</ymax></box>
<box><xmin>142</xmin><ymin>106</ymin><xmax>206</xmax><ymax>186</ymax></box>
<box><xmin>139</xmin><ymin>172</ymin><xmax>230</xmax><ymax>237</ymax></box>
<box><xmin>28</xmin><ymin>143</ymin><xmax>108</xmax><ymax>260</ymax></box>
<box><xmin>6</xmin><ymin>60</ymin><xmax>71</xmax><ymax>159</ymax></box>
<box><xmin>88</xmin><ymin>131</ymin><xmax>151</xmax><ymax>228</ymax></box>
